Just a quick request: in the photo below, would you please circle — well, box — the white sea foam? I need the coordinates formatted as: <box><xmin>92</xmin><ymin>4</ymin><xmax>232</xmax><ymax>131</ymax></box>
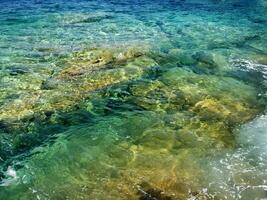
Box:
<box><xmin>205</xmin><ymin>113</ymin><xmax>267</xmax><ymax>199</ymax></box>
<box><xmin>0</xmin><ymin>166</ymin><xmax>19</xmax><ymax>187</ymax></box>
<box><xmin>231</xmin><ymin>58</ymin><xmax>267</xmax><ymax>91</ymax></box>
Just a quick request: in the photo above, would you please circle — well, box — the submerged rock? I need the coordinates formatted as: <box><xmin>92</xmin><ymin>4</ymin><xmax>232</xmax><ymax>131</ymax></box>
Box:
<box><xmin>56</xmin><ymin>48</ymin><xmax>114</xmax><ymax>79</ymax></box>
<box><xmin>8</xmin><ymin>66</ymin><xmax>30</xmax><ymax>76</ymax></box>
<box><xmin>136</xmin><ymin>127</ymin><xmax>176</xmax><ymax>149</ymax></box>
<box><xmin>193</xmin><ymin>51</ymin><xmax>218</xmax><ymax>68</ymax></box>
<box><xmin>192</xmin><ymin>51</ymin><xmax>228</xmax><ymax>74</ymax></box>
<box><xmin>128</xmin><ymin>80</ymin><xmax>186</xmax><ymax>112</ymax></box>
<box><xmin>0</xmin><ymin>46</ymin><xmax>156</xmax><ymax>124</ymax></box>
<box><xmin>0</xmin><ymin>44</ymin><xmax>265</xmax><ymax>200</ymax></box>
<box><xmin>137</xmin><ymin>182</ymin><xmax>173</xmax><ymax>200</ymax></box>
<box><xmin>63</xmin><ymin>12</ymin><xmax>114</xmax><ymax>24</ymax></box>
<box><xmin>193</xmin><ymin>98</ymin><xmax>236</xmax><ymax>122</ymax></box>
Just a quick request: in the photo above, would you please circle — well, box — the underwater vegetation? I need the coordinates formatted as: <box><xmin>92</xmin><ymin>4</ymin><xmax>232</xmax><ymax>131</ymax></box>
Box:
<box><xmin>0</xmin><ymin>0</ymin><xmax>267</xmax><ymax>199</ymax></box>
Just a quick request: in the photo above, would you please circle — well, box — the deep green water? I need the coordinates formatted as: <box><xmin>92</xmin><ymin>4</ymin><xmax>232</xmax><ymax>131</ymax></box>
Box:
<box><xmin>0</xmin><ymin>0</ymin><xmax>267</xmax><ymax>199</ymax></box>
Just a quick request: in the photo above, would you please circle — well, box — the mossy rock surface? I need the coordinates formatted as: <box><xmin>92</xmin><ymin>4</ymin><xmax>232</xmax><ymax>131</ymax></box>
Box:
<box><xmin>0</xmin><ymin>46</ymin><xmax>157</xmax><ymax>123</ymax></box>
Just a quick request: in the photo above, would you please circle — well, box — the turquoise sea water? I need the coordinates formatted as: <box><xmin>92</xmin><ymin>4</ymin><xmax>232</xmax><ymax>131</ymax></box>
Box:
<box><xmin>0</xmin><ymin>0</ymin><xmax>267</xmax><ymax>199</ymax></box>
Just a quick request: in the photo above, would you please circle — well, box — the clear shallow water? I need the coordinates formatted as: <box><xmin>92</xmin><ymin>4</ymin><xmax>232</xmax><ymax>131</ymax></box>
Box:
<box><xmin>0</xmin><ymin>0</ymin><xmax>267</xmax><ymax>199</ymax></box>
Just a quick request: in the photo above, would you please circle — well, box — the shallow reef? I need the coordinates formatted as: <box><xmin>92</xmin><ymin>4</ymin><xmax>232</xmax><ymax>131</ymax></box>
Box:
<box><xmin>0</xmin><ymin>44</ymin><xmax>266</xmax><ymax>199</ymax></box>
<box><xmin>0</xmin><ymin>46</ymin><xmax>154</xmax><ymax>121</ymax></box>
<box><xmin>0</xmin><ymin>0</ymin><xmax>267</xmax><ymax>199</ymax></box>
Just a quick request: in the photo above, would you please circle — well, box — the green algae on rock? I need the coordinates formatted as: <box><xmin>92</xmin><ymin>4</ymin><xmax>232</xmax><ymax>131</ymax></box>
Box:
<box><xmin>0</xmin><ymin>46</ymin><xmax>163</xmax><ymax>165</ymax></box>
<box><xmin>0</xmin><ymin>0</ymin><xmax>267</xmax><ymax>199</ymax></box>
<box><xmin>0</xmin><ymin>112</ymin><xmax>210</xmax><ymax>199</ymax></box>
<box><xmin>0</xmin><ymin>46</ymin><xmax>156</xmax><ymax>123</ymax></box>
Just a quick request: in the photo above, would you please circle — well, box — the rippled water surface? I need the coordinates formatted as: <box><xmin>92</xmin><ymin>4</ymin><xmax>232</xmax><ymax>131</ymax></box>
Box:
<box><xmin>0</xmin><ymin>0</ymin><xmax>267</xmax><ymax>199</ymax></box>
